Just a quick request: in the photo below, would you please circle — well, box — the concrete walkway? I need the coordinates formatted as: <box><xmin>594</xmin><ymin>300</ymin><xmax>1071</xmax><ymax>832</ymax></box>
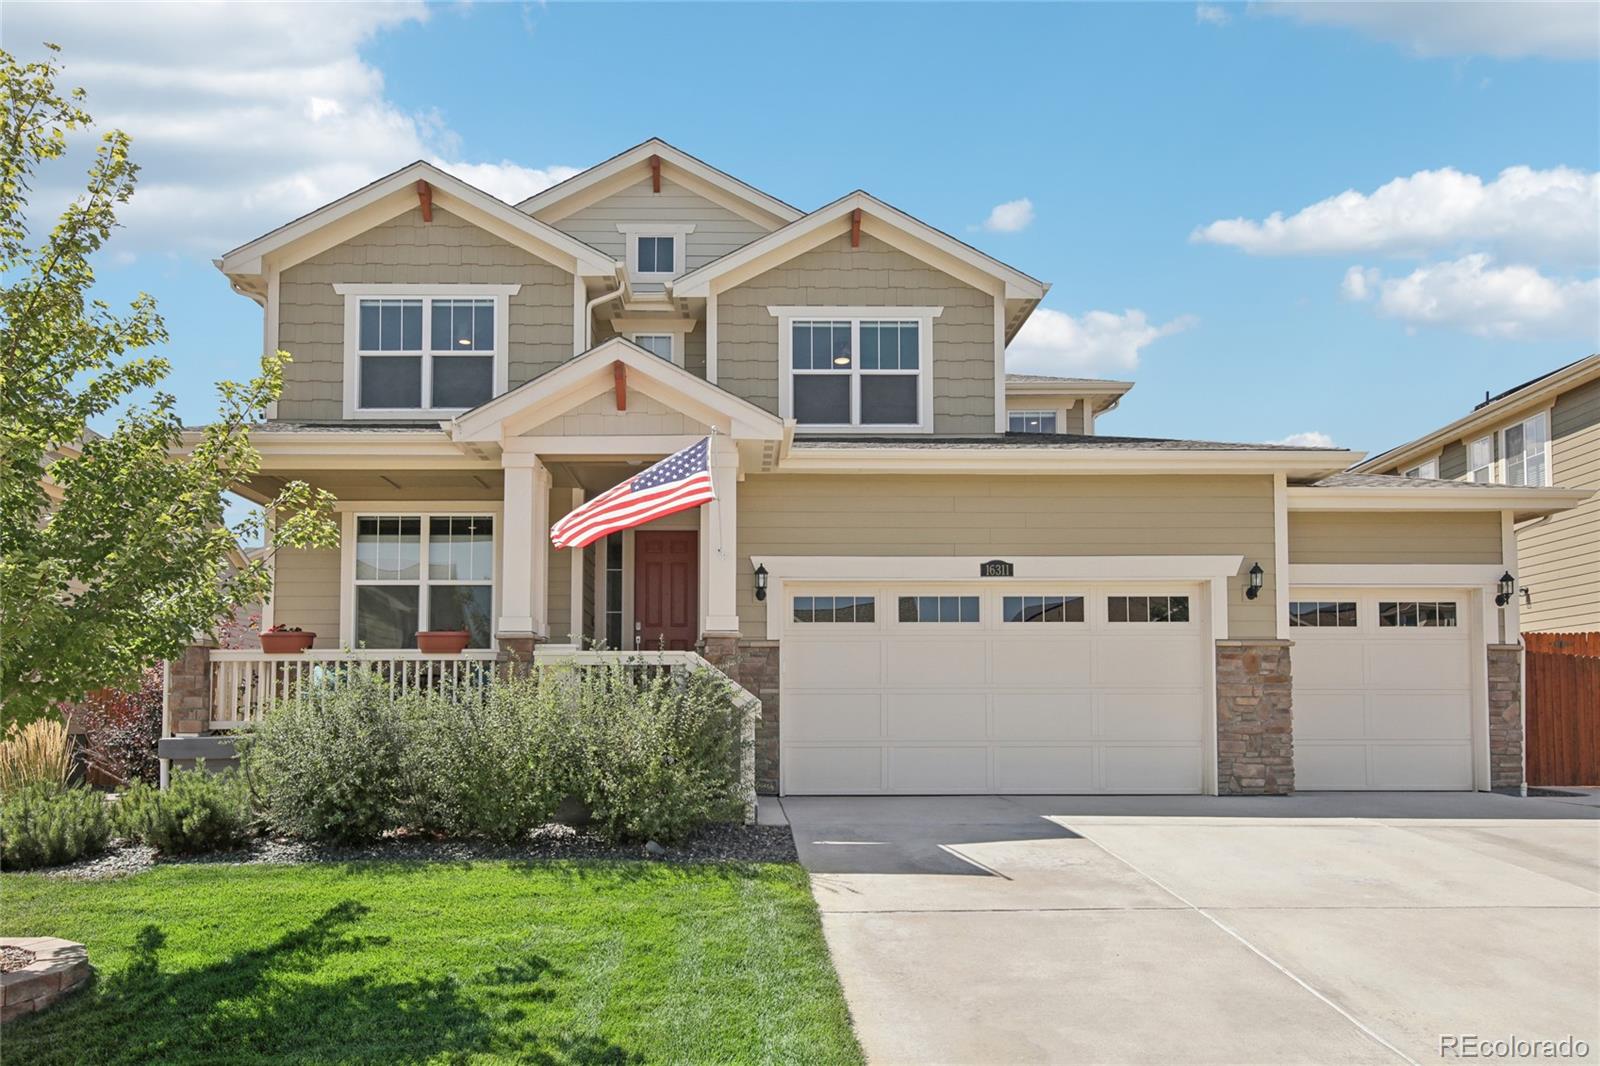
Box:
<box><xmin>782</xmin><ymin>792</ymin><xmax>1600</xmax><ymax>1065</ymax></box>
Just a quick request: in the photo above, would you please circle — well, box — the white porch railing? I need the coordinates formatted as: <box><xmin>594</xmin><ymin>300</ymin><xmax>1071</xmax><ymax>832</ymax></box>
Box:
<box><xmin>535</xmin><ymin>648</ymin><xmax>761</xmax><ymax>824</ymax></box>
<box><xmin>208</xmin><ymin>649</ymin><xmax>503</xmax><ymax>731</ymax></box>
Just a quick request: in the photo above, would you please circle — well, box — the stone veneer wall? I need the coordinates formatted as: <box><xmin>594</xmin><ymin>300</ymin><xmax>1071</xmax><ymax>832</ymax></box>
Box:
<box><xmin>1215</xmin><ymin>640</ymin><xmax>1294</xmax><ymax>796</ymax></box>
<box><xmin>166</xmin><ymin>641</ymin><xmax>215</xmax><ymax>736</ymax></box>
<box><xmin>1487</xmin><ymin>644</ymin><xmax>1524</xmax><ymax>790</ymax></box>
<box><xmin>701</xmin><ymin>636</ymin><xmax>780</xmax><ymax>794</ymax></box>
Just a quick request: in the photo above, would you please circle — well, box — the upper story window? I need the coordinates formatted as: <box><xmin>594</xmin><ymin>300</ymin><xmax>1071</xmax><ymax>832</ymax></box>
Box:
<box><xmin>336</xmin><ymin>284</ymin><xmax>517</xmax><ymax>418</ymax></box>
<box><xmin>771</xmin><ymin>306</ymin><xmax>942</xmax><ymax>433</ymax></box>
<box><xmin>1503</xmin><ymin>412</ymin><xmax>1549</xmax><ymax>487</ymax></box>
<box><xmin>619</xmin><ymin>224</ymin><xmax>693</xmax><ymax>282</ymax></box>
<box><xmin>632</xmin><ymin>334</ymin><xmax>674</xmax><ymax>361</ymax></box>
<box><xmin>1402</xmin><ymin>458</ymin><xmax>1439</xmax><ymax>480</ymax></box>
<box><xmin>1009</xmin><ymin>410</ymin><xmax>1057</xmax><ymax>434</ymax></box>
<box><xmin>1468</xmin><ymin>435</ymin><xmax>1495</xmax><ymax>484</ymax></box>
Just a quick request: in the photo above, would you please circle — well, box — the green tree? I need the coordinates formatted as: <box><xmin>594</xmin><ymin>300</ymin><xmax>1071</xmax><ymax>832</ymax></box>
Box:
<box><xmin>0</xmin><ymin>46</ymin><xmax>338</xmax><ymax>724</ymax></box>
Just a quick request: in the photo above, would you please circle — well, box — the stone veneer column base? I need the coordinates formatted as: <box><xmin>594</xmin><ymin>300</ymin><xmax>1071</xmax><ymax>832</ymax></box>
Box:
<box><xmin>700</xmin><ymin>633</ymin><xmax>780</xmax><ymax>794</ymax></box>
<box><xmin>497</xmin><ymin>635</ymin><xmax>543</xmax><ymax>677</ymax></box>
<box><xmin>1487</xmin><ymin>644</ymin><xmax>1524</xmax><ymax>790</ymax></box>
<box><xmin>1215</xmin><ymin>640</ymin><xmax>1294</xmax><ymax>796</ymax></box>
<box><xmin>166</xmin><ymin>641</ymin><xmax>215</xmax><ymax>736</ymax></box>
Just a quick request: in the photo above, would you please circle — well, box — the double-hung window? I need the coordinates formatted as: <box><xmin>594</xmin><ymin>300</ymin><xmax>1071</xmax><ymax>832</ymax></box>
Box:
<box><xmin>1503</xmin><ymin>412</ymin><xmax>1550</xmax><ymax>487</ymax></box>
<box><xmin>354</xmin><ymin>515</ymin><xmax>495</xmax><ymax>648</ymax></box>
<box><xmin>631</xmin><ymin>333</ymin><xmax>674</xmax><ymax>362</ymax></box>
<box><xmin>1402</xmin><ymin>458</ymin><xmax>1440</xmax><ymax>480</ymax></box>
<box><xmin>338</xmin><ymin>285</ymin><xmax>516</xmax><ymax>418</ymax></box>
<box><xmin>775</xmin><ymin>307</ymin><xmax>940</xmax><ymax>431</ymax></box>
<box><xmin>1468</xmin><ymin>436</ymin><xmax>1495</xmax><ymax>484</ymax></box>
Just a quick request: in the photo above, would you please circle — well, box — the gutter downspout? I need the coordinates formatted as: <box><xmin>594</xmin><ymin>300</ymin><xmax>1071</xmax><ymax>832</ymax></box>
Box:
<box><xmin>584</xmin><ymin>265</ymin><xmax>628</xmax><ymax>349</ymax></box>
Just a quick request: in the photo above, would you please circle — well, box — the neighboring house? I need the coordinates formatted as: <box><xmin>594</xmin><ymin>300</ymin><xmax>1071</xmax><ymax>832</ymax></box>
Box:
<box><xmin>196</xmin><ymin>139</ymin><xmax>1590</xmax><ymax>798</ymax></box>
<box><xmin>1353</xmin><ymin>355</ymin><xmax>1600</xmax><ymax>635</ymax></box>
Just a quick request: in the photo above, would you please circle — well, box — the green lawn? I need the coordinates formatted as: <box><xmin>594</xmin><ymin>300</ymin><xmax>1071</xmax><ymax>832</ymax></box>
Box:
<box><xmin>2</xmin><ymin>860</ymin><xmax>862</xmax><ymax>1065</ymax></box>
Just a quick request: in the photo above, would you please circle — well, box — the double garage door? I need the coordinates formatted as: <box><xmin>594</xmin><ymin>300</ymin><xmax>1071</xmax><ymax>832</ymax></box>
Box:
<box><xmin>1290</xmin><ymin>587</ymin><xmax>1475</xmax><ymax>791</ymax></box>
<box><xmin>781</xmin><ymin>583</ymin><xmax>1210</xmax><ymax>795</ymax></box>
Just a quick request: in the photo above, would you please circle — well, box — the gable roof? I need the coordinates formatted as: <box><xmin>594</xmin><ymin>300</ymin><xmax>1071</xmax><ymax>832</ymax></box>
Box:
<box><xmin>448</xmin><ymin>336</ymin><xmax>786</xmax><ymax>445</ymax></box>
<box><xmin>216</xmin><ymin>160</ymin><xmax>617</xmax><ymax>286</ymax></box>
<box><xmin>1353</xmin><ymin>354</ymin><xmax>1600</xmax><ymax>473</ymax></box>
<box><xmin>516</xmin><ymin>139</ymin><xmax>804</xmax><ymax>227</ymax></box>
<box><xmin>668</xmin><ymin>190</ymin><xmax>1050</xmax><ymax>307</ymax></box>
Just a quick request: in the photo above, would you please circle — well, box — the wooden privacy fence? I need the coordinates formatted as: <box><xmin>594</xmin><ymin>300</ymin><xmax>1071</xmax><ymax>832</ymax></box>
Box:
<box><xmin>1524</xmin><ymin>633</ymin><xmax>1600</xmax><ymax>787</ymax></box>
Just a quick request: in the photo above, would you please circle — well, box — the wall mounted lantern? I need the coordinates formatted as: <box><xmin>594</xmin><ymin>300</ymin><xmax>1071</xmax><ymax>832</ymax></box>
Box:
<box><xmin>1496</xmin><ymin>571</ymin><xmax>1516</xmax><ymax>607</ymax></box>
<box><xmin>754</xmin><ymin>563</ymin><xmax>769</xmax><ymax>602</ymax></box>
<box><xmin>1245</xmin><ymin>562</ymin><xmax>1264</xmax><ymax>600</ymax></box>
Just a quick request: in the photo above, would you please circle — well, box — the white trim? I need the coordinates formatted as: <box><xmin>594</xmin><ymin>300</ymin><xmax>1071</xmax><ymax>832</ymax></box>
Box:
<box><xmin>1500</xmin><ymin>510</ymin><xmax>1520</xmax><ymax>642</ymax></box>
<box><xmin>517</xmin><ymin>139</ymin><xmax>804</xmax><ymax>226</ymax></box>
<box><xmin>671</xmin><ymin>190</ymin><xmax>1047</xmax><ymax>301</ymax></box>
<box><xmin>264</xmin><ymin>268</ymin><xmax>281</xmax><ymax>420</ymax></box>
<box><xmin>568</xmin><ymin>489</ymin><xmax>585</xmax><ymax>644</ymax></box>
<box><xmin>1287</xmin><ymin>564</ymin><xmax>1508</xmax><ymax>587</ymax></box>
<box><xmin>770</xmin><ymin>307</ymin><xmax>943</xmax><ymax>435</ymax></box>
<box><xmin>706</xmin><ymin>290</ymin><xmax>719</xmax><ymax>384</ymax></box>
<box><xmin>993</xmin><ymin>291</ymin><xmax>1007</xmax><ymax>434</ymax></box>
<box><xmin>619</xmin><ymin>223</ymin><xmax>694</xmax><ymax>283</ymax></box>
<box><xmin>781</xmin><ymin>448</ymin><xmax>1358</xmax><ymax>477</ymax></box>
<box><xmin>1287</xmin><ymin>484</ymin><xmax>1585</xmax><ymax>513</ymax></box>
<box><xmin>1273</xmin><ymin>472</ymin><xmax>1290</xmax><ymax>640</ymax></box>
<box><xmin>1401</xmin><ymin>455</ymin><xmax>1441</xmax><ymax>480</ymax></box>
<box><xmin>1082</xmin><ymin>398</ymin><xmax>1096</xmax><ymax>435</ymax></box>
<box><xmin>336</xmin><ymin>503</ymin><xmax>505</xmax><ymax>649</ymax></box>
<box><xmin>336</xmin><ymin>285</ymin><xmax>517</xmax><ymax>420</ymax></box>
<box><xmin>752</xmin><ymin>554</ymin><xmax>1243</xmax><ymax>642</ymax></box>
<box><xmin>572</xmin><ymin>276</ymin><xmax>587</xmax><ymax>358</ymax></box>
<box><xmin>1467</xmin><ymin>433</ymin><xmax>1496</xmax><ymax>484</ymax></box>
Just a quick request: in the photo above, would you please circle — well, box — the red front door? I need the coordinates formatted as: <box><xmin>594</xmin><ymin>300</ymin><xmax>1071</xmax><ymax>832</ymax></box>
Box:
<box><xmin>634</xmin><ymin>531</ymin><xmax>698</xmax><ymax>650</ymax></box>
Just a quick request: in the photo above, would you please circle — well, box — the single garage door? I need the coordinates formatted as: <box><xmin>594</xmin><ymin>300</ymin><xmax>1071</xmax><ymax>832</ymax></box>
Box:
<box><xmin>781</xmin><ymin>583</ymin><xmax>1210</xmax><ymax>795</ymax></box>
<box><xmin>1290</xmin><ymin>588</ymin><xmax>1476</xmax><ymax>790</ymax></box>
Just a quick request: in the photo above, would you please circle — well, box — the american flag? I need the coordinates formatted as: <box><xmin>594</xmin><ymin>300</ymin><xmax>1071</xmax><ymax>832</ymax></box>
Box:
<box><xmin>549</xmin><ymin>437</ymin><xmax>716</xmax><ymax>550</ymax></box>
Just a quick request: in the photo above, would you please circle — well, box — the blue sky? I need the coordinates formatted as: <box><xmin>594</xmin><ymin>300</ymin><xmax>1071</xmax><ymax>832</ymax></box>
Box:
<box><xmin>12</xmin><ymin>1</ymin><xmax>1599</xmax><ymax>455</ymax></box>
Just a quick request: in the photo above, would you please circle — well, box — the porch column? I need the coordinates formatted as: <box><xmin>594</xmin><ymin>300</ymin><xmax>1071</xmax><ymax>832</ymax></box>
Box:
<box><xmin>703</xmin><ymin>435</ymin><xmax>741</xmax><ymax>635</ymax></box>
<box><xmin>499</xmin><ymin>453</ymin><xmax>551</xmax><ymax>639</ymax></box>
<box><xmin>568</xmin><ymin>488</ymin><xmax>585</xmax><ymax>644</ymax></box>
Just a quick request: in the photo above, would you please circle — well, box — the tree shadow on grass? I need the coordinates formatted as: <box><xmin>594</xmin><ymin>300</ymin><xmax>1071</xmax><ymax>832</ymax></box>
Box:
<box><xmin>6</xmin><ymin>901</ymin><xmax>638</xmax><ymax>1066</ymax></box>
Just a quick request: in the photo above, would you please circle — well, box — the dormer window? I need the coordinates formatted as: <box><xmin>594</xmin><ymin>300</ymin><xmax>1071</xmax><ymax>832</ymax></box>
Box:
<box><xmin>619</xmin><ymin>224</ymin><xmax>694</xmax><ymax>282</ymax></box>
<box><xmin>336</xmin><ymin>284</ymin><xmax>518</xmax><ymax>418</ymax></box>
<box><xmin>1009</xmin><ymin>410</ymin><xmax>1058</xmax><ymax>434</ymax></box>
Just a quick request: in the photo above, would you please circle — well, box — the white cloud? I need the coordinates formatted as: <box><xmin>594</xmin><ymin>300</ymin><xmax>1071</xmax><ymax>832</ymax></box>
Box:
<box><xmin>1193</xmin><ymin>166</ymin><xmax>1599</xmax><ymax>265</ymax></box>
<box><xmin>979</xmin><ymin>198</ymin><xmax>1035</xmax><ymax>234</ymax></box>
<box><xmin>1343</xmin><ymin>255</ymin><xmax>1600</xmax><ymax>340</ymax></box>
<box><xmin>10</xmin><ymin>3</ymin><xmax>579</xmax><ymax>256</ymax></box>
<box><xmin>1195</xmin><ymin>4</ymin><xmax>1231</xmax><ymax>27</ymax></box>
<box><xmin>1262</xmin><ymin>1</ymin><xmax>1598</xmax><ymax>61</ymax></box>
<box><xmin>1266</xmin><ymin>431</ymin><xmax>1336</xmax><ymax>448</ymax></box>
<box><xmin>1006</xmin><ymin>307</ymin><xmax>1196</xmax><ymax>376</ymax></box>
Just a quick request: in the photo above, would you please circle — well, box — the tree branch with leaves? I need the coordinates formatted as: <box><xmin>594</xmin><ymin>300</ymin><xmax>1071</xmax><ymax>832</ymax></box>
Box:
<box><xmin>0</xmin><ymin>45</ymin><xmax>338</xmax><ymax>724</ymax></box>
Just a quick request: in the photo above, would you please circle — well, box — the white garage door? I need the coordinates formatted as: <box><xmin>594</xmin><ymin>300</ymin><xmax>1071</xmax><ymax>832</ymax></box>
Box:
<box><xmin>1290</xmin><ymin>588</ymin><xmax>1476</xmax><ymax>790</ymax></box>
<box><xmin>781</xmin><ymin>583</ymin><xmax>1210</xmax><ymax>795</ymax></box>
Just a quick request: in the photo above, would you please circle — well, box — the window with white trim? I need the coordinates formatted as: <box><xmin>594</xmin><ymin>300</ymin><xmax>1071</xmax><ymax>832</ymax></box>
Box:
<box><xmin>1402</xmin><ymin>458</ymin><xmax>1440</xmax><ymax>480</ymax></box>
<box><xmin>1009</xmin><ymin>410</ymin><xmax>1058</xmax><ymax>434</ymax></box>
<box><xmin>1502</xmin><ymin>412</ymin><xmax>1549</xmax><ymax>487</ymax></box>
<box><xmin>1107</xmin><ymin>595</ymin><xmax>1190</xmax><ymax>623</ymax></box>
<box><xmin>898</xmin><ymin>595</ymin><xmax>979</xmax><ymax>623</ymax></box>
<box><xmin>619</xmin><ymin>224</ymin><xmax>693</xmax><ymax>282</ymax></box>
<box><xmin>1378</xmin><ymin>601</ymin><xmax>1458</xmax><ymax>628</ymax></box>
<box><xmin>1003</xmin><ymin>595</ymin><xmax>1085</xmax><ymax>622</ymax></box>
<box><xmin>339</xmin><ymin>286</ymin><xmax>514</xmax><ymax>417</ymax></box>
<box><xmin>793</xmin><ymin>596</ymin><xmax>876</xmax><ymax>623</ymax></box>
<box><xmin>788</xmin><ymin>317</ymin><xmax>925</xmax><ymax>428</ymax></box>
<box><xmin>1468</xmin><ymin>435</ymin><xmax>1495</xmax><ymax>484</ymax></box>
<box><xmin>354</xmin><ymin>515</ymin><xmax>494</xmax><ymax>648</ymax></box>
<box><xmin>632</xmin><ymin>334</ymin><xmax>674</xmax><ymax>361</ymax></box>
<box><xmin>1289</xmin><ymin>601</ymin><xmax>1357</xmax><ymax>627</ymax></box>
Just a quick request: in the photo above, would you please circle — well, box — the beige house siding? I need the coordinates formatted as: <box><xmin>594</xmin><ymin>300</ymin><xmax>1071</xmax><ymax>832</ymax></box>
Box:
<box><xmin>1519</xmin><ymin>375</ymin><xmax>1600</xmax><ymax>632</ymax></box>
<box><xmin>1439</xmin><ymin>440</ymin><xmax>1468</xmax><ymax>481</ymax></box>
<box><xmin>547</xmin><ymin>177</ymin><xmax>771</xmax><ymax>271</ymax></box>
<box><xmin>270</xmin><ymin>545</ymin><xmax>341</xmax><ymax>648</ymax></box>
<box><xmin>685</xmin><ymin>320</ymin><xmax>708</xmax><ymax>379</ymax></box>
<box><xmin>275</xmin><ymin>206</ymin><xmax>575</xmax><ymax>421</ymax></box>
<box><xmin>1005</xmin><ymin>397</ymin><xmax>1088</xmax><ymax>435</ymax></box>
<box><xmin>737</xmin><ymin>473</ymin><xmax>1277</xmax><ymax>638</ymax></box>
<box><xmin>1288</xmin><ymin>511</ymin><xmax>1503</xmax><ymax>564</ymax></box>
<box><xmin>716</xmin><ymin>232</ymin><xmax>997</xmax><ymax>433</ymax></box>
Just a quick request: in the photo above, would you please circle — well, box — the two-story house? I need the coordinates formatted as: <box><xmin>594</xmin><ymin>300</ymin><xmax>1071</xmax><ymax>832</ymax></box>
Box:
<box><xmin>204</xmin><ymin>139</ymin><xmax>1589</xmax><ymax>798</ymax></box>
<box><xmin>1353</xmin><ymin>355</ymin><xmax>1600</xmax><ymax>636</ymax></box>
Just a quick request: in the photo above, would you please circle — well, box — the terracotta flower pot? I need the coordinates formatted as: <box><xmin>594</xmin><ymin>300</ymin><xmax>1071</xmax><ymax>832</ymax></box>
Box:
<box><xmin>260</xmin><ymin>631</ymin><xmax>315</xmax><ymax>654</ymax></box>
<box><xmin>417</xmin><ymin>630</ymin><xmax>471</xmax><ymax>655</ymax></box>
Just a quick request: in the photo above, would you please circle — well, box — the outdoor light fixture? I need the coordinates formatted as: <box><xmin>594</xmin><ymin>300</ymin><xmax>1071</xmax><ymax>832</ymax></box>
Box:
<box><xmin>754</xmin><ymin>563</ymin><xmax>769</xmax><ymax>602</ymax></box>
<box><xmin>1496</xmin><ymin>571</ymin><xmax>1516</xmax><ymax>607</ymax></box>
<box><xmin>1245</xmin><ymin>562</ymin><xmax>1264</xmax><ymax>600</ymax></box>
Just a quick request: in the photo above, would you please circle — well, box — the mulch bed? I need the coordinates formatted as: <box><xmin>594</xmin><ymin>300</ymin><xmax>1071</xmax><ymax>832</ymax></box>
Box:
<box><xmin>38</xmin><ymin>821</ymin><xmax>798</xmax><ymax>881</ymax></box>
<box><xmin>1</xmin><ymin>945</ymin><xmax>36</xmax><ymax>973</ymax></box>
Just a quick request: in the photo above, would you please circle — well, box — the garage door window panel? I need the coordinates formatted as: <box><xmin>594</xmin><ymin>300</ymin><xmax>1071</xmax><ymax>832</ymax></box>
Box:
<box><xmin>1289</xmin><ymin>601</ymin><xmax>1358</xmax><ymax>628</ymax></box>
<box><xmin>898</xmin><ymin>595</ymin><xmax>979</xmax><ymax>623</ymax></box>
<box><xmin>1108</xmin><ymin>595</ymin><xmax>1190</xmax><ymax>623</ymax></box>
<box><xmin>1378</xmin><ymin>601</ymin><xmax>1458</xmax><ymax>628</ymax></box>
<box><xmin>793</xmin><ymin>595</ymin><xmax>876</xmax><ymax>623</ymax></box>
<box><xmin>1004</xmin><ymin>595</ymin><xmax>1086</xmax><ymax>623</ymax></box>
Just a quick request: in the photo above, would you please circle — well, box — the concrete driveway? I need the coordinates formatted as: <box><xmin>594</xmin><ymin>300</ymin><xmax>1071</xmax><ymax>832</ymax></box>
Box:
<box><xmin>781</xmin><ymin>792</ymin><xmax>1600</xmax><ymax>1065</ymax></box>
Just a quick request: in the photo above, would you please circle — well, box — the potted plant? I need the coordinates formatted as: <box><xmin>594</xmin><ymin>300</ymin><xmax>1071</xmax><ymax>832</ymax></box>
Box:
<box><xmin>416</xmin><ymin>630</ymin><xmax>471</xmax><ymax>655</ymax></box>
<box><xmin>260</xmin><ymin>625</ymin><xmax>315</xmax><ymax>654</ymax></box>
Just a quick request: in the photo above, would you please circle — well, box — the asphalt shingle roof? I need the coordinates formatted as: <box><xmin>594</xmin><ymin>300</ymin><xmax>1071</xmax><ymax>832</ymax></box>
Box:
<box><xmin>794</xmin><ymin>433</ymin><xmax>1345</xmax><ymax>452</ymax></box>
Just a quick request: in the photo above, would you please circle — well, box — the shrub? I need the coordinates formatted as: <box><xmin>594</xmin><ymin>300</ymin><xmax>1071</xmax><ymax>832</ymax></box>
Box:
<box><xmin>1</xmin><ymin>784</ymin><xmax>112</xmax><ymax>870</ymax></box>
<box><xmin>240</xmin><ymin>668</ymin><xmax>412</xmax><ymax>844</ymax></box>
<box><xmin>569</xmin><ymin>662</ymin><xmax>743</xmax><ymax>845</ymax></box>
<box><xmin>116</xmin><ymin>764</ymin><xmax>252</xmax><ymax>855</ymax></box>
<box><xmin>399</xmin><ymin>676</ymin><xmax>566</xmax><ymax>843</ymax></box>
<box><xmin>0</xmin><ymin>716</ymin><xmax>73</xmax><ymax>795</ymax></box>
<box><xmin>75</xmin><ymin>668</ymin><xmax>163</xmax><ymax>786</ymax></box>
